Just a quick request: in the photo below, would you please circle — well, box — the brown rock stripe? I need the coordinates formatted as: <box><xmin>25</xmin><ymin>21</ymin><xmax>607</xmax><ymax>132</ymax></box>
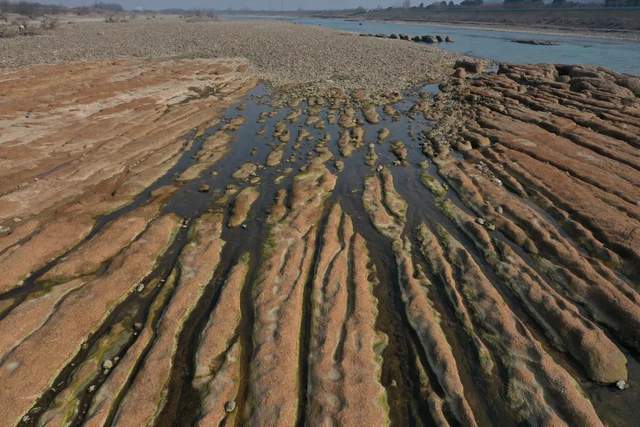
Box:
<box><xmin>193</xmin><ymin>254</ymin><xmax>250</xmax><ymax>426</ymax></box>
<box><xmin>0</xmin><ymin>214</ymin><xmax>180</xmax><ymax>424</ymax></box>
<box><xmin>246</xmin><ymin>156</ymin><xmax>335</xmax><ymax>426</ymax></box>
<box><xmin>111</xmin><ymin>213</ymin><xmax>225</xmax><ymax>426</ymax></box>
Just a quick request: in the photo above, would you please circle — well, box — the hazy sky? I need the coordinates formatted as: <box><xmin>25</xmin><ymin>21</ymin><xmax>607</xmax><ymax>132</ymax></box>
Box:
<box><xmin>37</xmin><ymin>0</ymin><xmax>402</xmax><ymax>10</ymax></box>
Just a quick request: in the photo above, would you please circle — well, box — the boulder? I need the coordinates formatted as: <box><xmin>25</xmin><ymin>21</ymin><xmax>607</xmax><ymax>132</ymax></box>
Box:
<box><xmin>565</xmin><ymin>65</ymin><xmax>601</xmax><ymax>79</ymax></box>
<box><xmin>453</xmin><ymin>68</ymin><xmax>467</xmax><ymax>79</ymax></box>
<box><xmin>616</xmin><ymin>76</ymin><xmax>640</xmax><ymax>96</ymax></box>
<box><xmin>571</xmin><ymin>77</ymin><xmax>635</xmax><ymax>98</ymax></box>
<box><xmin>454</xmin><ymin>59</ymin><xmax>484</xmax><ymax>74</ymax></box>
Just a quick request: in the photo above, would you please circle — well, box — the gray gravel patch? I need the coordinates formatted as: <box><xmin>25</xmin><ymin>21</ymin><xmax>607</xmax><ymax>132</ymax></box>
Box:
<box><xmin>0</xmin><ymin>20</ymin><xmax>458</xmax><ymax>95</ymax></box>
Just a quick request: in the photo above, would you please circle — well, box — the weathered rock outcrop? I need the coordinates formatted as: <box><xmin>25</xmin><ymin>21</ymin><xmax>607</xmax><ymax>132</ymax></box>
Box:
<box><xmin>306</xmin><ymin>204</ymin><xmax>389</xmax><ymax>425</ymax></box>
<box><xmin>246</xmin><ymin>155</ymin><xmax>336</xmax><ymax>425</ymax></box>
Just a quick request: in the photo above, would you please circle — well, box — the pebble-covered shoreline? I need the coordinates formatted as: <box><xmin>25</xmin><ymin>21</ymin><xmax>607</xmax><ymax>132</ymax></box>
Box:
<box><xmin>0</xmin><ymin>19</ymin><xmax>458</xmax><ymax>95</ymax></box>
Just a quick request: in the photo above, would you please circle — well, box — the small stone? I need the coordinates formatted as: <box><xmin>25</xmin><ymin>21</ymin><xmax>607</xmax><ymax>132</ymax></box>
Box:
<box><xmin>476</xmin><ymin>217</ymin><xmax>486</xmax><ymax>225</ymax></box>
<box><xmin>102</xmin><ymin>359</ymin><xmax>114</xmax><ymax>370</ymax></box>
<box><xmin>0</xmin><ymin>226</ymin><xmax>10</xmax><ymax>236</ymax></box>
<box><xmin>616</xmin><ymin>380</ymin><xmax>629</xmax><ymax>390</ymax></box>
<box><xmin>453</xmin><ymin>68</ymin><xmax>466</xmax><ymax>79</ymax></box>
<box><xmin>136</xmin><ymin>283</ymin><xmax>145</xmax><ymax>293</ymax></box>
<box><xmin>224</xmin><ymin>400</ymin><xmax>237</xmax><ymax>413</ymax></box>
<box><xmin>133</xmin><ymin>322</ymin><xmax>144</xmax><ymax>331</ymax></box>
<box><xmin>88</xmin><ymin>385</ymin><xmax>96</xmax><ymax>393</ymax></box>
<box><xmin>198</xmin><ymin>183</ymin><xmax>210</xmax><ymax>193</ymax></box>
<box><xmin>486</xmin><ymin>223</ymin><xmax>496</xmax><ymax>231</ymax></box>
<box><xmin>496</xmin><ymin>206</ymin><xmax>504</xmax><ymax>214</ymax></box>
<box><xmin>5</xmin><ymin>361</ymin><xmax>19</xmax><ymax>372</ymax></box>
<box><xmin>241</xmin><ymin>224</ymin><xmax>247</xmax><ymax>229</ymax></box>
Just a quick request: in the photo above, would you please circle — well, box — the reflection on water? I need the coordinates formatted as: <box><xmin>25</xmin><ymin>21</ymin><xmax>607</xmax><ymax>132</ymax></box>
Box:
<box><xmin>224</xmin><ymin>15</ymin><xmax>640</xmax><ymax>75</ymax></box>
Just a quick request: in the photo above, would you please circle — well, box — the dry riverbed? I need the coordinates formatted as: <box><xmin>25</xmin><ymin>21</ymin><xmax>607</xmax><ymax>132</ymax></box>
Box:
<box><xmin>0</xmin><ymin>19</ymin><xmax>456</xmax><ymax>96</ymax></box>
<box><xmin>0</xmin><ymin>18</ymin><xmax>639</xmax><ymax>427</ymax></box>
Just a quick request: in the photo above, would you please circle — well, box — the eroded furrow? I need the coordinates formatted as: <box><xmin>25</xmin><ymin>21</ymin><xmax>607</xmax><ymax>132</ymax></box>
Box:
<box><xmin>245</xmin><ymin>152</ymin><xmax>336</xmax><ymax>425</ymax></box>
<box><xmin>362</xmin><ymin>168</ymin><xmax>482</xmax><ymax>427</ymax></box>
<box><xmin>306</xmin><ymin>203</ymin><xmax>389</xmax><ymax>426</ymax></box>
<box><xmin>6</xmin><ymin>214</ymin><xmax>181</xmax><ymax>425</ymax></box>
<box><xmin>191</xmin><ymin>254</ymin><xmax>249</xmax><ymax>426</ymax></box>
<box><xmin>107</xmin><ymin>213</ymin><xmax>224</xmax><ymax>426</ymax></box>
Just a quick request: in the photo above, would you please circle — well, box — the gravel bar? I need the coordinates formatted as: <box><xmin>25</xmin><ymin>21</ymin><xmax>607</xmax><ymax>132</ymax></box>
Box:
<box><xmin>0</xmin><ymin>19</ymin><xmax>459</xmax><ymax>95</ymax></box>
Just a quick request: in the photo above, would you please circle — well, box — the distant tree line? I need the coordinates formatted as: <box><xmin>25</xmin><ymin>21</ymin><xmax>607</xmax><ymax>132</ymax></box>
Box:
<box><xmin>502</xmin><ymin>0</ymin><xmax>544</xmax><ymax>6</ymax></box>
<box><xmin>0</xmin><ymin>1</ymin><xmax>125</xmax><ymax>17</ymax></box>
<box><xmin>0</xmin><ymin>1</ymin><xmax>66</xmax><ymax>17</ymax></box>
<box><xmin>501</xmin><ymin>0</ymin><xmax>640</xmax><ymax>7</ymax></box>
<box><xmin>387</xmin><ymin>0</ymin><xmax>639</xmax><ymax>10</ymax></box>
<box><xmin>460</xmin><ymin>0</ymin><xmax>483</xmax><ymax>6</ymax></box>
<box><xmin>604</xmin><ymin>0</ymin><xmax>640</xmax><ymax>6</ymax></box>
<box><xmin>395</xmin><ymin>0</ymin><xmax>609</xmax><ymax>9</ymax></box>
<box><xmin>93</xmin><ymin>3</ymin><xmax>124</xmax><ymax>12</ymax></box>
<box><xmin>406</xmin><ymin>0</ymin><xmax>485</xmax><ymax>8</ymax></box>
<box><xmin>401</xmin><ymin>0</ymin><xmax>593</xmax><ymax>10</ymax></box>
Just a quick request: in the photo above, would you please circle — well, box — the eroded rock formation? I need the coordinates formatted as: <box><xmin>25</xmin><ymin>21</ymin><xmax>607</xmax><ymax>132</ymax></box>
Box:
<box><xmin>0</xmin><ymin>58</ymin><xmax>638</xmax><ymax>427</ymax></box>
